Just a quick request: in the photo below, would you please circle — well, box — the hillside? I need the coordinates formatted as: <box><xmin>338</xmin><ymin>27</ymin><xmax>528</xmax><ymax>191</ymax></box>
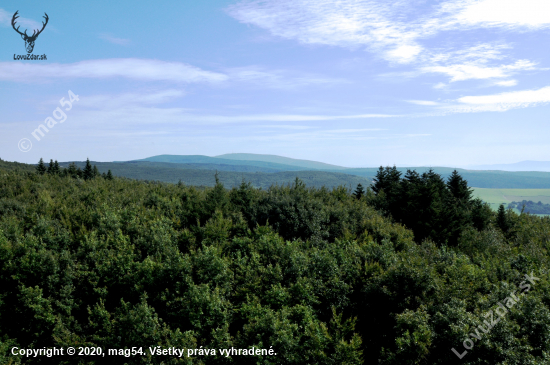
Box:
<box><xmin>0</xmin><ymin>158</ymin><xmax>35</xmax><ymax>173</ymax></box>
<box><xmin>61</xmin><ymin>161</ymin><xmax>370</xmax><ymax>189</ymax></box>
<box><xmin>215</xmin><ymin>153</ymin><xmax>348</xmax><ymax>170</ymax></box>
<box><xmin>126</xmin><ymin>155</ymin><xmax>550</xmax><ymax>188</ymax></box>
<box><xmin>135</xmin><ymin>155</ymin><xmax>308</xmax><ymax>172</ymax></box>
<box><xmin>470</xmin><ymin>160</ymin><xmax>550</xmax><ymax>172</ymax></box>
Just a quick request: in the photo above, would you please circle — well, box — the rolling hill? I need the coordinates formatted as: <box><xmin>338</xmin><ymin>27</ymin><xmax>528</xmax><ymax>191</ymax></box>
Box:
<box><xmin>469</xmin><ymin>160</ymin><xmax>550</xmax><ymax>172</ymax></box>
<box><xmin>126</xmin><ymin>155</ymin><xmax>550</xmax><ymax>189</ymax></box>
<box><xmin>215</xmin><ymin>153</ymin><xmax>348</xmax><ymax>170</ymax></box>
<box><xmin>60</xmin><ymin>161</ymin><xmax>370</xmax><ymax>189</ymax></box>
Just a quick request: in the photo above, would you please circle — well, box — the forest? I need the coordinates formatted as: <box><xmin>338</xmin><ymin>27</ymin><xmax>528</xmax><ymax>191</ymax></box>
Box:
<box><xmin>508</xmin><ymin>200</ymin><xmax>550</xmax><ymax>215</ymax></box>
<box><xmin>0</xmin><ymin>160</ymin><xmax>549</xmax><ymax>364</ymax></box>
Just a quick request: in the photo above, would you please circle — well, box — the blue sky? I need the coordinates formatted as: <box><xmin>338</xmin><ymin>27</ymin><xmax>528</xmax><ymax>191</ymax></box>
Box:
<box><xmin>1</xmin><ymin>0</ymin><xmax>550</xmax><ymax>167</ymax></box>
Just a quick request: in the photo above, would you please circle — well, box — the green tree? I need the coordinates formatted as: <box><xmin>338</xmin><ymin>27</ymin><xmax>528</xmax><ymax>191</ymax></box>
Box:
<box><xmin>83</xmin><ymin>158</ymin><xmax>94</xmax><ymax>180</ymax></box>
<box><xmin>371</xmin><ymin>166</ymin><xmax>402</xmax><ymax>215</ymax></box>
<box><xmin>47</xmin><ymin>159</ymin><xmax>55</xmax><ymax>174</ymax></box>
<box><xmin>36</xmin><ymin>158</ymin><xmax>47</xmax><ymax>175</ymax></box>
<box><xmin>446</xmin><ymin>170</ymin><xmax>473</xmax><ymax>204</ymax></box>
<box><xmin>496</xmin><ymin>203</ymin><xmax>510</xmax><ymax>233</ymax></box>
<box><xmin>53</xmin><ymin>160</ymin><xmax>60</xmax><ymax>175</ymax></box>
<box><xmin>66</xmin><ymin>162</ymin><xmax>82</xmax><ymax>178</ymax></box>
<box><xmin>353</xmin><ymin>183</ymin><xmax>365</xmax><ymax>200</ymax></box>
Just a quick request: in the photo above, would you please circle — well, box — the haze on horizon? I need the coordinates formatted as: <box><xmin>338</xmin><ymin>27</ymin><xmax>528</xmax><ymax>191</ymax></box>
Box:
<box><xmin>1</xmin><ymin>0</ymin><xmax>550</xmax><ymax>168</ymax></box>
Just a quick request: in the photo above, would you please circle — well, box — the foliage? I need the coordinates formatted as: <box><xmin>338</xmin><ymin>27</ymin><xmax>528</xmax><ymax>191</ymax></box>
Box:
<box><xmin>0</xmin><ymin>160</ymin><xmax>549</xmax><ymax>364</ymax></box>
<box><xmin>370</xmin><ymin>167</ymin><xmax>493</xmax><ymax>246</ymax></box>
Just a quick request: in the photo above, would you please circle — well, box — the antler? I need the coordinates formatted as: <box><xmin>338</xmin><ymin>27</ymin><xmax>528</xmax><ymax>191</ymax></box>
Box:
<box><xmin>11</xmin><ymin>11</ymin><xmax>49</xmax><ymax>39</ymax></box>
<box><xmin>32</xmin><ymin>13</ymin><xmax>49</xmax><ymax>38</ymax></box>
<box><xmin>11</xmin><ymin>10</ymin><xmax>27</xmax><ymax>37</ymax></box>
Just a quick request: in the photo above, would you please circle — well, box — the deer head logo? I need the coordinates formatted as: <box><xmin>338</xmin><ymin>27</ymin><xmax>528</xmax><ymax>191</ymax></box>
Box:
<box><xmin>12</xmin><ymin>11</ymin><xmax>49</xmax><ymax>54</ymax></box>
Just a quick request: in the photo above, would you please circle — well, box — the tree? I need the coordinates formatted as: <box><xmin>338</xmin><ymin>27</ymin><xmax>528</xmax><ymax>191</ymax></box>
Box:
<box><xmin>106</xmin><ymin>170</ymin><xmax>113</xmax><ymax>180</ymax></box>
<box><xmin>83</xmin><ymin>158</ymin><xmax>94</xmax><ymax>181</ymax></box>
<box><xmin>67</xmin><ymin>163</ymin><xmax>81</xmax><ymax>179</ymax></box>
<box><xmin>36</xmin><ymin>158</ymin><xmax>47</xmax><ymax>175</ymax></box>
<box><xmin>496</xmin><ymin>204</ymin><xmax>510</xmax><ymax>233</ymax></box>
<box><xmin>93</xmin><ymin>165</ymin><xmax>100</xmax><ymax>178</ymax></box>
<box><xmin>53</xmin><ymin>160</ymin><xmax>60</xmax><ymax>175</ymax></box>
<box><xmin>47</xmin><ymin>159</ymin><xmax>55</xmax><ymax>174</ymax></box>
<box><xmin>353</xmin><ymin>184</ymin><xmax>365</xmax><ymax>200</ymax></box>
<box><xmin>447</xmin><ymin>170</ymin><xmax>473</xmax><ymax>204</ymax></box>
<box><xmin>371</xmin><ymin>166</ymin><xmax>402</xmax><ymax>215</ymax></box>
<box><xmin>471</xmin><ymin>198</ymin><xmax>493</xmax><ymax>231</ymax></box>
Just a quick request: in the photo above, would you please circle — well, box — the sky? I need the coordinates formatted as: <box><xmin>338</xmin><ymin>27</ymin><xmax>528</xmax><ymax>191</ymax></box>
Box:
<box><xmin>1</xmin><ymin>0</ymin><xmax>550</xmax><ymax>168</ymax></box>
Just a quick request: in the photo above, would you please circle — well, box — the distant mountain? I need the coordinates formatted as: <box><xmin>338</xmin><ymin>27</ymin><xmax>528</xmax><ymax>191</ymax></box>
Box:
<box><xmin>469</xmin><ymin>161</ymin><xmax>550</xmax><ymax>172</ymax></box>
<box><xmin>9</xmin><ymin>153</ymin><xmax>550</xmax><ymax>189</ymax></box>
<box><xmin>121</xmin><ymin>155</ymin><xmax>550</xmax><ymax>188</ymax></box>
<box><xmin>133</xmin><ymin>155</ymin><xmax>309</xmax><ymax>172</ymax></box>
<box><xmin>215</xmin><ymin>153</ymin><xmax>348</xmax><ymax>170</ymax></box>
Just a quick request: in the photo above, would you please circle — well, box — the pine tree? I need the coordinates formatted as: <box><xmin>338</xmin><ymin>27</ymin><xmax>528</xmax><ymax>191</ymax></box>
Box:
<box><xmin>371</xmin><ymin>166</ymin><xmax>402</xmax><ymax>215</ymax></box>
<box><xmin>36</xmin><ymin>158</ymin><xmax>47</xmax><ymax>175</ymax></box>
<box><xmin>353</xmin><ymin>183</ymin><xmax>365</xmax><ymax>200</ymax></box>
<box><xmin>93</xmin><ymin>165</ymin><xmax>100</xmax><ymax>178</ymax></box>
<box><xmin>496</xmin><ymin>204</ymin><xmax>509</xmax><ymax>233</ymax></box>
<box><xmin>67</xmin><ymin>163</ymin><xmax>79</xmax><ymax>178</ymax></box>
<box><xmin>83</xmin><ymin>158</ymin><xmax>94</xmax><ymax>181</ymax></box>
<box><xmin>53</xmin><ymin>160</ymin><xmax>60</xmax><ymax>175</ymax></box>
<box><xmin>106</xmin><ymin>170</ymin><xmax>113</xmax><ymax>180</ymax></box>
<box><xmin>447</xmin><ymin>170</ymin><xmax>473</xmax><ymax>204</ymax></box>
<box><xmin>47</xmin><ymin>159</ymin><xmax>55</xmax><ymax>174</ymax></box>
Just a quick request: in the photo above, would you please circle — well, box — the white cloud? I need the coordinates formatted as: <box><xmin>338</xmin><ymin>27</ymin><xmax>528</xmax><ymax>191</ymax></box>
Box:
<box><xmin>431</xmin><ymin>86</ymin><xmax>550</xmax><ymax>114</ymax></box>
<box><xmin>256</xmin><ymin>125</ymin><xmax>313</xmax><ymax>130</ymax></box>
<box><xmin>421</xmin><ymin>59</ymin><xmax>536</xmax><ymax>82</ymax></box>
<box><xmin>228</xmin><ymin>1</ymin><xmax>543</xmax><ymax>83</ymax></box>
<box><xmin>227</xmin><ymin>0</ymin><xmax>425</xmax><ymax>64</ymax></box>
<box><xmin>77</xmin><ymin>90</ymin><xmax>186</xmax><ymax>109</ymax></box>
<box><xmin>68</xmin><ymin>91</ymin><xmax>398</xmax><ymax>126</ymax></box>
<box><xmin>185</xmin><ymin>113</ymin><xmax>396</xmax><ymax>123</ymax></box>
<box><xmin>407</xmin><ymin>100</ymin><xmax>440</xmax><ymax>106</ymax></box>
<box><xmin>494</xmin><ymin>79</ymin><xmax>517</xmax><ymax>87</ymax></box>
<box><xmin>458</xmin><ymin>86</ymin><xmax>550</xmax><ymax>106</ymax></box>
<box><xmin>99</xmin><ymin>34</ymin><xmax>130</xmax><ymax>46</ymax></box>
<box><xmin>0</xmin><ymin>9</ymin><xmax>10</xmax><ymax>25</ymax></box>
<box><xmin>0</xmin><ymin>59</ymin><xmax>228</xmax><ymax>83</ymax></box>
<box><xmin>385</xmin><ymin>44</ymin><xmax>422</xmax><ymax>64</ymax></box>
<box><xmin>227</xmin><ymin>66</ymin><xmax>349</xmax><ymax>88</ymax></box>
<box><xmin>0</xmin><ymin>8</ymin><xmax>43</xmax><ymax>30</ymax></box>
<box><xmin>454</xmin><ymin>0</ymin><xmax>550</xmax><ymax>29</ymax></box>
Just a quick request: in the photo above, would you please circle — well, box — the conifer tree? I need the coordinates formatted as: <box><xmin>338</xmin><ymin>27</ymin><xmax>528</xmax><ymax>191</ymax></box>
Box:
<box><xmin>447</xmin><ymin>170</ymin><xmax>473</xmax><ymax>204</ymax></box>
<box><xmin>53</xmin><ymin>160</ymin><xmax>60</xmax><ymax>175</ymax></box>
<box><xmin>83</xmin><ymin>158</ymin><xmax>94</xmax><ymax>181</ymax></box>
<box><xmin>106</xmin><ymin>170</ymin><xmax>113</xmax><ymax>180</ymax></box>
<box><xmin>67</xmin><ymin>163</ymin><xmax>80</xmax><ymax>178</ymax></box>
<box><xmin>36</xmin><ymin>158</ymin><xmax>47</xmax><ymax>175</ymax></box>
<box><xmin>353</xmin><ymin>183</ymin><xmax>365</xmax><ymax>200</ymax></box>
<box><xmin>496</xmin><ymin>204</ymin><xmax>510</xmax><ymax>233</ymax></box>
<box><xmin>93</xmin><ymin>165</ymin><xmax>100</xmax><ymax>178</ymax></box>
<box><xmin>371</xmin><ymin>166</ymin><xmax>402</xmax><ymax>214</ymax></box>
<box><xmin>47</xmin><ymin>159</ymin><xmax>55</xmax><ymax>174</ymax></box>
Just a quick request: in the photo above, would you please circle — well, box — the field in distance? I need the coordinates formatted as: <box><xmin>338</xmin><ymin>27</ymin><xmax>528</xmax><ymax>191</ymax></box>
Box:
<box><xmin>472</xmin><ymin>188</ymin><xmax>550</xmax><ymax>214</ymax></box>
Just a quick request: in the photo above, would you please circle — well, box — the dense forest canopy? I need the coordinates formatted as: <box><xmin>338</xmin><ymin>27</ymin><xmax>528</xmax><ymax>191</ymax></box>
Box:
<box><xmin>0</xmin><ymin>159</ymin><xmax>549</xmax><ymax>364</ymax></box>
